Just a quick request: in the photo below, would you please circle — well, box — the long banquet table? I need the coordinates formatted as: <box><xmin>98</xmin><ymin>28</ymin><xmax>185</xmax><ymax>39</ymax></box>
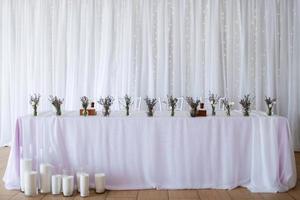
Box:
<box><xmin>3</xmin><ymin>110</ymin><xmax>297</xmax><ymax>192</ymax></box>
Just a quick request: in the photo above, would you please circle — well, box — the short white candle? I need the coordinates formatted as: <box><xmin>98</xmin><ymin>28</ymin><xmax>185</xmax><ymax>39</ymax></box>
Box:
<box><xmin>95</xmin><ymin>173</ymin><xmax>105</xmax><ymax>193</ymax></box>
<box><xmin>20</xmin><ymin>159</ymin><xmax>32</xmax><ymax>192</ymax></box>
<box><xmin>51</xmin><ymin>175</ymin><xmax>62</xmax><ymax>195</ymax></box>
<box><xmin>62</xmin><ymin>176</ymin><xmax>74</xmax><ymax>197</ymax></box>
<box><xmin>39</xmin><ymin>163</ymin><xmax>52</xmax><ymax>193</ymax></box>
<box><xmin>80</xmin><ymin>173</ymin><xmax>89</xmax><ymax>197</ymax></box>
<box><xmin>76</xmin><ymin>172</ymin><xmax>82</xmax><ymax>192</ymax></box>
<box><xmin>24</xmin><ymin>171</ymin><xmax>38</xmax><ymax>196</ymax></box>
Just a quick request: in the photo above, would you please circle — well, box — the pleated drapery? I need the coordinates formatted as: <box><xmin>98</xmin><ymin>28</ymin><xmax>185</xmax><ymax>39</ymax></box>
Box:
<box><xmin>0</xmin><ymin>0</ymin><xmax>300</xmax><ymax>148</ymax></box>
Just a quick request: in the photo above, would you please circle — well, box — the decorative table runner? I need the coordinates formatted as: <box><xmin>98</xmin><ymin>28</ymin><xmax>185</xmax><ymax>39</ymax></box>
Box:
<box><xmin>3</xmin><ymin>111</ymin><xmax>296</xmax><ymax>192</ymax></box>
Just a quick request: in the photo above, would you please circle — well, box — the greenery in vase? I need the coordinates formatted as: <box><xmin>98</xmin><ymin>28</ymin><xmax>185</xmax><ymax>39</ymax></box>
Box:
<box><xmin>124</xmin><ymin>95</ymin><xmax>133</xmax><ymax>116</ymax></box>
<box><xmin>239</xmin><ymin>94</ymin><xmax>252</xmax><ymax>116</ymax></box>
<box><xmin>209</xmin><ymin>92</ymin><xmax>220</xmax><ymax>116</ymax></box>
<box><xmin>30</xmin><ymin>93</ymin><xmax>41</xmax><ymax>116</ymax></box>
<box><xmin>264</xmin><ymin>96</ymin><xmax>276</xmax><ymax>116</ymax></box>
<box><xmin>144</xmin><ymin>97</ymin><xmax>157</xmax><ymax>117</ymax></box>
<box><xmin>98</xmin><ymin>96</ymin><xmax>114</xmax><ymax>116</ymax></box>
<box><xmin>167</xmin><ymin>95</ymin><xmax>178</xmax><ymax>117</ymax></box>
<box><xmin>80</xmin><ymin>96</ymin><xmax>89</xmax><ymax>116</ymax></box>
<box><xmin>221</xmin><ymin>98</ymin><xmax>234</xmax><ymax>116</ymax></box>
<box><xmin>49</xmin><ymin>95</ymin><xmax>64</xmax><ymax>116</ymax></box>
<box><xmin>186</xmin><ymin>97</ymin><xmax>200</xmax><ymax>117</ymax></box>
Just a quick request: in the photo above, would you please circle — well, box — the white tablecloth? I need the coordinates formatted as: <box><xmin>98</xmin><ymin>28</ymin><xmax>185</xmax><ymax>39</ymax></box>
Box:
<box><xmin>3</xmin><ymin>110</ymin><xmax>296</xmax><ymax>192</ymax></box>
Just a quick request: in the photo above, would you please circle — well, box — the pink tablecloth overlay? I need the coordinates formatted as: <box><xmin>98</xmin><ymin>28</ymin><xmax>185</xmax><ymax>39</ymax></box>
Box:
<box><xmin>3</xmin><ymin>111</ymin><xmax>297</xmax><ymax>192</ymax></box>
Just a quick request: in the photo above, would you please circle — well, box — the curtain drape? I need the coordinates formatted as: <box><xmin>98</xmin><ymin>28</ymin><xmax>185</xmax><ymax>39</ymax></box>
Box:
<box><xmin>1</xmin><ymin>0</ymin><xmax>300</xmax><ymax>148</ymax></box>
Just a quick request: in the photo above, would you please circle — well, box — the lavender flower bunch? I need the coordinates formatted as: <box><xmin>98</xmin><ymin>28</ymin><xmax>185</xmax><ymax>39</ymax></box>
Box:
<box><xmin>80</xmin><ymin>96</ymin><xmax>89</xmax><ymax>116</ymax></box>
<box><xmin>124</xmin><ymin>94</ymin><xmax>133</xmax><ymax>116</ymax></box>
<box><xmin>49</xmin><ymin>95</ymin><xmax>64</xmax><ymax>116</ymax></box>
<box><xmin>209</xmin><ymin>92</ymin><xmax>220</xmax><ymax>116</ymax></box>
<box><xmin>30</xmin><ymin>93</ymin><xmax>41</xmax><ymax>116</ymax></box>
<box><xmin>186</xmin><ymin>97</ymin><xmax>200</xmax><ymax>117</ymax></box>
<box><xmin>167</xmin><ymin>95</ymin><xmax>178</xmax><ymax>117</ymax></box>
<box><xmin>144</xmin><ymin>97</ymin><xmax>157</xmax><ymax>117</ymax></box>
<box><xmin>221</xmin><ymin>98</ymin><xmax>234</xmax><ymax>116</ymax></box>
<box><xmin>239</xmin><ymin>94</ymin><xmax>252</xmax><ymax>116</ymax></box>
<box><xmin>265</xmin><ymin>96</ymin><xmax>276</xmax><ymax>116</ymax></box>
<box><xmin>98</xmin><ymin>96</ymin><xmax>114</xmax><ymax>116</ymax></box>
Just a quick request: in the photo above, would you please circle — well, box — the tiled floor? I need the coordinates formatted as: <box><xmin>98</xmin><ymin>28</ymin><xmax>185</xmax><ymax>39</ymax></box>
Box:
<box><xmin>0</xmin><ymin>147</ymin><xmax>300</xmax><ymax>200</ymax></box>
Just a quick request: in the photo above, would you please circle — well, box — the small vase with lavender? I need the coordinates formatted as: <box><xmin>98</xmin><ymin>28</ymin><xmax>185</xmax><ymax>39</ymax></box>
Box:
<box><xmin>186</xmin><ymin>97</ymin><xmax>200</xmax><ymax>117</ymax></box>
<box><xmin>265</xmin><ymin>96</ymin><xmax>276</xmax><ymax>116</ymax></box>
<box><xmin>221</xmin><ymin>98</ymin><xmax>234</xmax><ymax>116</ymax></box>
<box><xmin>124</xmin><ymin>95</ymin><xmax>133</xmax><ymax>116</ymax></box>
<box><xmin>80</xmin><ymin>96</ymin><xmax>89</xmax><ymax>116</ymax></box>
<box><xmin>239</xmin><ymin>94</ymin><xmax>252</xmax><ymax>117</ymax></box>
<box><xmin>209</xmin><ymin>92</ymin><xmax>220</xmax><ymax>116</ymax></box>
<box><xmin>49</xmin><ymin>95</ymin><xmax>64</xmax><ymax>116</ymax></box>
<box><xmin>167</xmin><ymin>95</ymin><xmax>178</xmax><ymax>117</ymax></box>
<box><xmin>144</xmin><ymin>97</ymin><xmax>157</xmax><ymax>117</ymax></box>
<box><xmin>30</xmin><ymin>93</ymin><xmax>41</xmax><ymax>116</ymax></box>
<box><xmin>98</xmin><ymin>96</ymin><xmax>114</xmax><ymax>117</ymax></box>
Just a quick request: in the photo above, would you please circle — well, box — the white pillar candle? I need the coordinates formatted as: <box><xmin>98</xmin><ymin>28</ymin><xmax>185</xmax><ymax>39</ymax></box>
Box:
<box><xmin>51</xmin><ymin>175</ymin><xmax>62</xmax><ymax>195</ymax></box>
<box><xmin>95</xmin><ymin>173</ymin><xmax>106</xmax><ymax>193</ymax></box>
<box><xmin>39</xmin><ymin>163</ymin><xmax>52</xmax><ymax>193</ymax></box>
<box><xmin>76</xmin><ymin>172</ymin><xmax>82</xmax><ymax>192</ymax></box>
<box><xmin>80</xmin><ymin>173</ymin><xmax>89</xmax><ymax>197</ymax></box>
<box><xmin>24</xmin><ymin>171</ymin><xmax>38</xmax><ymax>196</ymax></box>
<box><xmin>62</xmin><ymin>176</ymin><xmax>74</xmax><ymax>197</ymax></box>
<box><xmin>20</xmin><ymin>159</ymin><xmax>32</xmax><ymax>192</ymax></box>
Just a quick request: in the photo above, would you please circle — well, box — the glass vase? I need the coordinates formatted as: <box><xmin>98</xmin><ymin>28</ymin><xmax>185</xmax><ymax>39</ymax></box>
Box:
<box><xmin>171</xmin><ymin>107</ymin><xmax>175</xmax><ymax>117</ymax></box>
<box><xmin>190</xmin><ymin>108</ymin><xmax>197</xmax><ymax>117</ymax></box>
<box><xmin>56</xmin><ymin>106</ymin><xmax>62</xmax><ymax>116</ymax></box>
<box><xmin>147</xmin><ymin>109</ymin><xmax>154</xmax><ymax>117</ymax></box>
<box><xmin>243</xmin><ymin>108</ymin><xmax>250</xmax><ymax>116</ymax></box>
<box><xmin>33</xmin><ymin>106</ymin><xmax>37</xmax><ymax>117</ymax></box>
<box><xmin>267</xmin><ymin>107</ymin><xmax>273</xmax><ymax>116</ymax></box>
<box><xmin>103</xmin><ymin>107</ymin><xmax>110</xmax><ymax>117</ymax></box>
<box><xmin>126</xmin><ymin>106</ymin><xmax>130</xmax><ymax>116</ymax></box>
<box><xmin>83</xmin><ymin>108</ymin><xmax>88</xmax><ymax>116</ymax></box>
<box><xmin>226</xmin><ymin>108</ymin><xmax>231</xmax><ymax>116</ymax></box>
<box><xmin>211</xmin><ymin>105</ymin><xmax>216</xmax><ymax>116</ymax></box>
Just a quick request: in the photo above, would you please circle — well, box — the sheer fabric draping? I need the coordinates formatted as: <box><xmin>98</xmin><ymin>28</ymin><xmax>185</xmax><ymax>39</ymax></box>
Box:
<box><xmin>0</xmin><ymin>0</ymin><xmax>300</xmax><ymax>148</ymax></box>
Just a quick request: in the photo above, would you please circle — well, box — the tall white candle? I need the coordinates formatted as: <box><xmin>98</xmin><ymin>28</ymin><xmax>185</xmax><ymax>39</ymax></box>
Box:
<box><xmin>24</xmin><ymin>171</ymin><xmax>37</xmax><ymax>196</ymax></box>
<box><xmin>62</xmin><ymin>176</ymin><xmax>74</xmax><ymax>197</ymax></box>
<box><xmin>95</xmin><ymin>173</ymin><xmax>105</xmax><ymax>193</ymax></box>
<box><xmin>80</xmin><ymin>173</ymin><xmax>89</xmax><ymax>197</ymax></box>
<box><xmin>76</xmin><ymin>172</ymin><xmax>82</xmax><ymax>192</ymax></box>
<box><xmin>20</xmin><ymin>159</ymin><xmax>32</xmax><ymax>192</ymax></box>
<box><xmin>51</xmin><ymin>175</ymin><xmax>62</xmax><ymax>195</ymax></box>
<box><xmin>40</xmin><ymin>163</ymin><xmax>52</xmax><ymax>193</ymax></box>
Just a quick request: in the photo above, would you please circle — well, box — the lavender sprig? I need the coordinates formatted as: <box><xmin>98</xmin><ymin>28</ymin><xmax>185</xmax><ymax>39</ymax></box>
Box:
<box><xmin>167</xmin><ymin>95</ymin><xmax>178</xmax><ymax>116</ymax></box>
<box><xmin>30</xmin><ymin>93</ymin><xmax>41</xmax><ymax>116</ymax></box>
<box><xmin>186</xmin><ymin>97</ymin><xmax>200</xmax><ymax>110</ymax></box>
<box><xmin>49</xmin><ymin>95</ymin><xmax>64</xmax><ymax>116</ymax></box>
<box><xmin>144</xmin><ymin>97</ymin><xmax>157</xmax><ymax>117</ymax></box>
<box><xmin>239</xmin><ymin>94</ymin><xmax>253</xmax><ymax>116</ymax></box>
<box><xmin>98</xmin><ymin>96</ymin><xmax>114</xmax><ymax>116</ymax></box>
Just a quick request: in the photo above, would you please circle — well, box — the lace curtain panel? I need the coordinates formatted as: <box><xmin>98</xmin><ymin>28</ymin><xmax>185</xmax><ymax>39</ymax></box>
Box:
<box><xmin>0</xmin><ymin>0</ymin><xmax>300</xmax><ymax>148</ymax></box>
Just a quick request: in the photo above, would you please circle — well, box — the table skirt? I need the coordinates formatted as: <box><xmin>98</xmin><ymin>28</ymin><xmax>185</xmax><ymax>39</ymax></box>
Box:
<box><xmin>3</xmin><ymin>111</ymin><xmax>297</xmax><ymax>192</ymax></box>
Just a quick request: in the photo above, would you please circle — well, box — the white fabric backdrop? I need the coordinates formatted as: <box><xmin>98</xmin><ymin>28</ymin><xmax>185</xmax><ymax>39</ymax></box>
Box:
<box><xmin>0</xmin><ymin>0</ymin><xmax>300</xmax><ymax>148</ymax></box>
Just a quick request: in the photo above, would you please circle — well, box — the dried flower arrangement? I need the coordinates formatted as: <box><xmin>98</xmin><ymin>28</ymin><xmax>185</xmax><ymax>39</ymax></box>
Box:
<box><xmin>98</xmin><ymin>96</ymin><xmax>114</xmax><ymax>116</ymax></box>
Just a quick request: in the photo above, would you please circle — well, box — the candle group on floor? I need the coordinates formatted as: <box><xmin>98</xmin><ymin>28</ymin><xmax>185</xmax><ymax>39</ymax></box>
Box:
<box><xmin>20</xmin><ymin>159</ymin><xmax>106</xmax><ymax>197</ymax></box>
